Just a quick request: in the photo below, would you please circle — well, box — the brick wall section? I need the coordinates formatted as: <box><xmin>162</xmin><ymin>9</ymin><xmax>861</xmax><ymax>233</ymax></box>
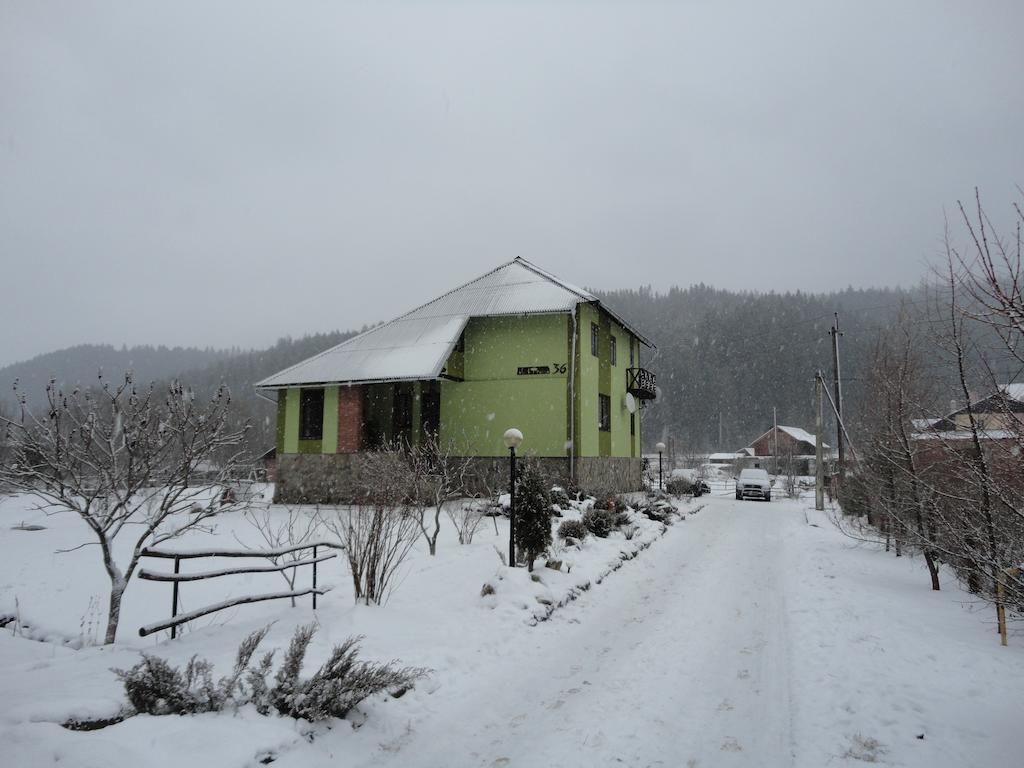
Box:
<box><xmin>337</xmin><ymin>386</ymin><xmax>364</xmax><ymax>453</ymax></box>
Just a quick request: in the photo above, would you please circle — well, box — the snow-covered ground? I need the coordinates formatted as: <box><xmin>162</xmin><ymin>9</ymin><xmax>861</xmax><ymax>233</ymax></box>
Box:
<box><xmin>1</xmin><ymin>489</ymin><xmax>1020</xmax><ymax>767</ymax></box>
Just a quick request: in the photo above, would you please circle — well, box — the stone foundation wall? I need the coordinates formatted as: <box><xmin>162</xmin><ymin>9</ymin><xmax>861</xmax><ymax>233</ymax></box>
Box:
<box><xmin>574</xmin><ymin>457</ymin><xmax>644</xmax><ymax>494</ymax></box>
<box><xmin>274</xmin><ymin>453</ymin><xmax>644</xmax><ymax>504</ymax></box>
<box><xmin>275</xmin><ymin>453</ymin><xmax>360</xmax><ymax>505</ymax></box>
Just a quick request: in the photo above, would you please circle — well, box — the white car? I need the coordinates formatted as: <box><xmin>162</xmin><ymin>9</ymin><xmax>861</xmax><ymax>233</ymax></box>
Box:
<box><xmin>736</xmin><ymin>468</ymin><xmax>771</xmax><ymax>502</ymax></box>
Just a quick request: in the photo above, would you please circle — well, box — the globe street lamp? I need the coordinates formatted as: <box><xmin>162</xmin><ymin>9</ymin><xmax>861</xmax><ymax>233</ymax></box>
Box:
<box><xmin>655</xmin><ymin>441</ymin><xmax>666</xmax><ymax>491</ymax></box>
<box><xmin>503</xmin><ymin>428</ymin><xmax>524</xmax><ymax>567</ymax></box>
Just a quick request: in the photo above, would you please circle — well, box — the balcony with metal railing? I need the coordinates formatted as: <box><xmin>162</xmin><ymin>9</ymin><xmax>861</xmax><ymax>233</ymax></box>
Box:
<box><xmin>626</xmin><ymin>367</ymin><xmax>657</xmax><ymax>400</ymax></box>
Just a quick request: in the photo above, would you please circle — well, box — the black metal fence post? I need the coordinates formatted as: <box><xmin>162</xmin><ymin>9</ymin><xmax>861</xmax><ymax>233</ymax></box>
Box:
<box><xmin>170</xmin><ymin>556</ymin><xmax>180</xmax><ymax>639</ymax></box>
<box><xmin>312</xmin><ymin>545</ymin><xmax>318</xmax><ymax>610</ymax></box>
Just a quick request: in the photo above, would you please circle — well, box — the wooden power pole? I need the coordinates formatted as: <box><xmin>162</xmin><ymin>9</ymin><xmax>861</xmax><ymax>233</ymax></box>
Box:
<box><xmin>815</xmin><ymin>371</ymin><xmax>825</xmax><ymax>511</ymax></box>
<box><xmin>829</xmin><ymin>313</ymin><xmax>845</xmax><ymax>478</ymax></box>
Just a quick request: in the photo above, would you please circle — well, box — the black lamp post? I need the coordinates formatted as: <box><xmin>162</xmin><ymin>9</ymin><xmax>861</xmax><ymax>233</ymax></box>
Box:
<box><xmin>656</xmin><ymin>441</ymin><xmax>666</xmax><ymax>491</ymax></box>
<box><xmin>503</xmin><ymin>428</ymin><xmax>523</xmax><ymax>567</ymax></box>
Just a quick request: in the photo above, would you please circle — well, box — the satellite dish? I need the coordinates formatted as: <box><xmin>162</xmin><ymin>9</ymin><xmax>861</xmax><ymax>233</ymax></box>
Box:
<box><xmin>625</xmin><ymin>392</ymin><xmax>636</xmax><ymax>414</ymax></box>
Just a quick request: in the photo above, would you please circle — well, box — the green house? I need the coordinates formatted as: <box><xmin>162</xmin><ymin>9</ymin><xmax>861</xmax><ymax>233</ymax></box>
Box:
<box><xmin>256</xmin><ymin>258</ymin><xmax>656</xmax><ymax>501</ymax></box>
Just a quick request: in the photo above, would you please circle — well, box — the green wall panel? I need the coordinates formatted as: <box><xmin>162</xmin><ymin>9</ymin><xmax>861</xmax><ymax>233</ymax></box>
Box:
<box><xmin>276</xmin><ymin>391</ymin><xmax>287</xmax><ymax>454</ymax></box>
<box><xmin>440</xmin><ymin>314</ymin><xmax>570</xmax><ymax>457</ymax></box>
<box><xmin>322</xmin><ymin>386</ymin><xmax>339</xmax><ymax>454</ymax></box>
<box><xmin>440</xmin><ymin>378</ymin><xmax>568</xmax><ymax>457</ymax></box>
<box><xmin>283</xmin><ymin>388</ymin><xmax>300</xmax><ymax>454</ymax></box>
<box><xmin>577</xmin><ymin>303</ymin><xmax>600</xmax><ymax>458</ymax></box>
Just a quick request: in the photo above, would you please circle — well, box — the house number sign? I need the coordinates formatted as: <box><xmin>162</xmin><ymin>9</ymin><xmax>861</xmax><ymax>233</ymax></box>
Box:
<box><xmin>517</xmin><ymin>363</ymin><xmax>568</xmax><ymax>376</ymax></box>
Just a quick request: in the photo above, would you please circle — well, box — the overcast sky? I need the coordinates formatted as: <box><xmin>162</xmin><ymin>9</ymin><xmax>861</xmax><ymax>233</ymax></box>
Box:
<box><xmin>1</xmin><ymin>1</ymin><xmax>1021</xmax><ymax>366</ymax></box>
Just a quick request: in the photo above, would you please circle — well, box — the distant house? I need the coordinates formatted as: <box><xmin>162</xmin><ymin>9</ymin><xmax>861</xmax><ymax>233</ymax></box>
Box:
<box><xmin>744</xmin><ymin>425</ymin><xmax>828</xmax><ymax>474</ymax></box>
<box><xmin>923</xmin><ymin>384</ymin><xmax>1024</xmax><ymax>435</ymax></box>
<box><xmin>911</xmin><ymin>385</ymin><xmax>1023</xmax><ymax>493</ymax></box>
<box><xmin>912</xmin><ymin>384</ymin><xmax>1023</xmax><ymax>462</ymax></box>
<box><xmin>748</xmin><ymin>425</ymin><xmax>827</xmax><ymax>458</ymax></box>
<box><xmin>255</xmin><ymin>258</ymin><xmax>657</xmax><ymax>502</ymax></box>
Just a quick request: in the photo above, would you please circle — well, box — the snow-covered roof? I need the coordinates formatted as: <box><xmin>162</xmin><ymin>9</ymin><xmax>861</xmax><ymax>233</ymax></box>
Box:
<box><xmin>912</xmin><ymin>418</ymin><xmax>939</xmax><ymax>431</ymax></box>
<box><xmin>999</xmin><ymin>383</ymin><xmax>1024</xmax><ymax>402</ymax></box>
<box><xmin>913</xmin><ymin>429</ymin><xmax>1018</xmax><ymax>442</ymax></box>
<box><xmin>709</xmin><ymin>452</ymin><xmax>742</xmax><ymax>461</ymax></box>
<box><xmin>257</xmin><ymin>257</ymin><xmax>653</xmax><ymax>388</ymax></box>
<box><xmin>747</xmin><ymin>425</ymin><xmax>829</xmax><ymax>451</ymax></box>
<box><xmin>777</xmin><ymin>425</ymin><xmax>818</xmax><ymax>445</ymax></box>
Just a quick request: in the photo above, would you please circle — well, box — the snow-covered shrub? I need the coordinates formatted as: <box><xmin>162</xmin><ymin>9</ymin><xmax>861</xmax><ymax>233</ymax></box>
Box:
<box><xmin>513</xmin><ymin>463</ymin><xmax>553</xmax><ymax>571</ymax></box>
<box><xmin>639</xmin><ymin>501</ymin><xmax>675</xmax><ymax>524</ymax></box>
<box><xmin>549</xmin><ymin>486</ymin><xmax>571</xmax><ymax>507</ymax></box>
<box><xmin>664</xmin><ymin>476</ymin><xmax>693</xmax><ymax>496</ymax></box>
<box><xmin>623</xmin><ymin>524</ymin><xmax>639</xmax><ymax>540</ymax></box>
<box><xmin>115</xmin><ymin>626</ymin><xmax>270</xmax><ymax>715</ymax></box>
<box><xmin>557</xmin><ymin>519</ymin><xmax>587</xmax><ymax>541</ymax></box>
<box><xmin>582</xmin><ymin>507</ymin><xmax>616</xmax><ymax>538</ymax></box>
<box><xmin>115</xmin><ymin>624</ymin><xmax>427</xmax><ymax>722</ymax></box>
<box><xmin>590</xmin><ymin>492</ymin><xmax>626</xmax><ymax>512</ymax></box>
<box><xmin>613</xmin><ymin>510</ymin><xmax>631</xmax><ymax>527</ymax></box>
<box><xmin>285</xmin><ymin>634</ymin><xmax>427</xmax><ymax>720</ymax></box>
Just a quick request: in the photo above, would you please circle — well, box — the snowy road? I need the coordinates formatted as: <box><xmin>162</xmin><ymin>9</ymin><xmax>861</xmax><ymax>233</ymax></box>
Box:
<box><xmin>362</xmin><ymin>497</ymin><xmax>801</xmax><ymax>768</ymax></box>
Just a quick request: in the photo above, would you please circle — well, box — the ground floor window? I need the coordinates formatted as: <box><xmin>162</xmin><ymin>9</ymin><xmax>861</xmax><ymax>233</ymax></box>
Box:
<box><xmin>299</xmin><ymin>388</ymin><xmax>325</xmax><ymax>440</ymax></box>
<box><xmin>598</xmin><ymin>393</ymin><xmax>611</xmax><ymax>432</ymax></box>
<box><xmin>630</xmin><ymin>412</ymin><xmax>635</xmax><ymax>436</ymax></box>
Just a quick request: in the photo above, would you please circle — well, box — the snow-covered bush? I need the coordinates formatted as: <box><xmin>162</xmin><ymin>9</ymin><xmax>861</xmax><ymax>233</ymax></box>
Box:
<box><xmin>581</xmin><ymin>507</ymin><xmax>616</xmax><ymax>538</ymax></box>
<box><xmin>639</xmin><ymin>500</ymin><xmax>675</xmax><ymax>524</ymax></box>
<box><xmin>115</xmin><ymin>626</ymin><xmax>269</xmax><ymax>715</ymax></box>
<box><xmin>549</xmin><ymin>486</ymin><xmax>571</xmax><ymax>507</ymax></box>
<box><xmin>590</xmin><ymin>493</ymin><xmax>627</xmax><ymax>513</ymax></box>
<box><xmin>557</xmin><ymin>519</ymin><xmax>587</xmax><ymax>541</ymax></box>
<box><xmin>115</xmin><ymin>624</ymin><xmax>427</xmax><ymax>722</ymax></box>
<box><xmin>513</xmin><ymin>463</ymin><xmax>553</xmax><ymax>572</ymax></box>
<box><xmin>664</xmin><ymin>476</ymin><xmax>693</xmax><ymax>496</ymax></box>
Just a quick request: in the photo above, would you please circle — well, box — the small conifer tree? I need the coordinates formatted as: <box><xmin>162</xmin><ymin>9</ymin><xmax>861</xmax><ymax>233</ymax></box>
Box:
<box><xmin>513</xmin><ymin>463</ymin><xmax>553</xmax><ymax>571</ymax></box>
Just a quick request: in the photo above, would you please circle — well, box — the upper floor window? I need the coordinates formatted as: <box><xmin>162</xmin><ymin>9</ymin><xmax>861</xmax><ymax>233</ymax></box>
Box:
<box><xmin>598</xmin><ymin>394</ymin><xmax>611</xmax><ymax>432</ymax></box>
<box><xmin>299</xmin><ymin>388</ymin><xmax>325</xmax><ymax>441</ymax></box>
<box><xmin>630</xmin><ymin>339</ymin><xmax>635</xmax><ymax>367</ymax></box>
<box><xmin>610</xmin><ymin>336</ymin><xmax>617</xmax><ymax>366</ymax></box>
<box><xmin>590</xmin><ymin>323</ymin><xmax>599</xmax><ymax>357</ymax></box>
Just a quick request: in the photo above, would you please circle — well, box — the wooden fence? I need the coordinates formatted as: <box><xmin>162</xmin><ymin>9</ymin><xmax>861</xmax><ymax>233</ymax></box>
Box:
<box><xmin>137</xmin><ymin>542</ymin><xmax>342</xmax><ymax>638</ymax></box>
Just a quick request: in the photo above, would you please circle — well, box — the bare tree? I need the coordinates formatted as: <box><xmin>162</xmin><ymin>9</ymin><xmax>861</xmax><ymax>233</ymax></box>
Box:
<box><xmin>240</xmin><ymin>505</ymin><xmax>324</xmax><ymax>606</ymax></box>
<box><xmin>446</xmin><ymin>500</ymin><xmax>487</xmax><ymax>545</ymax></box>
<box><xmin>404</xmin><ymin>434</ymin><xmax>477</xmax><ymax>556</ymax></box>
<box><xmin>320</xmin><ymin>448</ymin><xmax>419</xmax><ymax>605</ymax></box>
<box><xmin>0</xmin><ymin>373</ymin><xmax>249</xmax><ymax>643</ymax></box>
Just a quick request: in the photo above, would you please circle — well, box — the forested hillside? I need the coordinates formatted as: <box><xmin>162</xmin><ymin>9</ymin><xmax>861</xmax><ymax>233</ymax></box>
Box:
<box><xmin>0</xmin><ymin>333</ymin><xmax>360</xmax><ymax>455</ymax></box>
<box><xmin>0</xmin><ymin>344</ymin><xmax>232</xmax><ymax>408</ymax></box>
<box><xmin>596</xmin><ymin>285</ymin><xmax>918</xmax><ymax>452</ymax></box>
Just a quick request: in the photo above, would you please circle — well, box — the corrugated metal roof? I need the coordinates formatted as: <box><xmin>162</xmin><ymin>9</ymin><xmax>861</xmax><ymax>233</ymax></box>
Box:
<box><xmin>256</xmin><ymin>257</ymin><xmax>653</xmax><ymax>388</ymax></box>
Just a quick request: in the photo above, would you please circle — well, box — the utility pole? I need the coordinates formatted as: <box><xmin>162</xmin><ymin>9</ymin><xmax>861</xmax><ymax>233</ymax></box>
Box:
<box><xmin>773</xmin><ymin>406</ymin><xmax>778</xmax><ymax>477</ymax></box>
<box><xmin>829</xmin><ymin>313</ymin><xmax>845</xmax><ymax>480</ymax></box>
<box><xmin>815</xmin><ymin>371</ymin><xmax>824</xmax><ymax>511</ymax></box>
